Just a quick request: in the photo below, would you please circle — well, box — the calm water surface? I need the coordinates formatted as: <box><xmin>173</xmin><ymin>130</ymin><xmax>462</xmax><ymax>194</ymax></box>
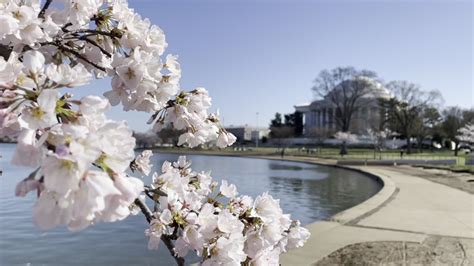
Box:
<box><xmin>0</xmin><ymin>143</ymin><xmax>381</xmax><ymax>265</ymax></box>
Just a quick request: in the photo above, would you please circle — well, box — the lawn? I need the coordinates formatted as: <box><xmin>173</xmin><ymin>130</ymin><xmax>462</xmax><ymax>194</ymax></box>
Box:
<box><xmin>157</xmin><ymin>146</ymin><xmax>469</xmax><ymax>165</ymax></box>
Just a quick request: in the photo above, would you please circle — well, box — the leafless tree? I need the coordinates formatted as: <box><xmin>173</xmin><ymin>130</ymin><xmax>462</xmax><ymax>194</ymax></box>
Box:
<box><xmin>380</xmin><ymin>81</ymin><xmax>443</xmax><ymax>154</ymax></box>
<box><xmin>269</xmin><ymin>126</ymin><xmax>294</xmax><ymax>148</ymax></box>
<box><xmin>158</xmin><ymin>127</ymin><xmax>184</xmax><ymax>146</ymax></box>
<box><xmin>133</xmin><ymin>131</ymin><xmax>160</xmax><ymax>148</ymax></box>
<box><xmin>307</xmin><ymin>127</ymin><xmax>335</xmax><ymax>145</ymax></box>
<box><xmin>312</xmin><ymin>66</ymin><xmax>378</xmax><ymax>132</ymax></box>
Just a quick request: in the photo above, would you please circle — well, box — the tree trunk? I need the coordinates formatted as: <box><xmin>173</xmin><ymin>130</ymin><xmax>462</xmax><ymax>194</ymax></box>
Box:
<box><xmin>340</xmin><ymin>141</ymin><xmax>348</xmax><ymax>156</ymax></box>
<box><xmin>418</xmin><ymin>137</ymin><xmax>424</xmax><ymax>153</ymax></box>
<box><xmin>454</xmin><ymin>142</ymin><xmax>459</xmax><ymax>156</ymax></box>
<box><xmin>406</xmin><ymin>137</ymin><xmax>412</xmax><ymax>154</ymax></box>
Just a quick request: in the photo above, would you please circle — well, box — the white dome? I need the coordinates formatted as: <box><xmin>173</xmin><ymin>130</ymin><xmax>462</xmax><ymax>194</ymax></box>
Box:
<box><xmin>361</xmin><ymin>78</ymin><xmax>392</xmax><ymax>99</ymax></box>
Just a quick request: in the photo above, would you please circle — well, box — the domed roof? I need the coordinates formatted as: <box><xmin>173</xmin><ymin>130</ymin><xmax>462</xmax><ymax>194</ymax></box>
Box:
<box><xmin>360</xmin><ymin>77</ymin><xmax>392</xmax><ymax>99</ymax></box>
<box><xmin>323</xmin><ymin>77</ymin><xmax>392</xmax><ymax>100</ymax></box>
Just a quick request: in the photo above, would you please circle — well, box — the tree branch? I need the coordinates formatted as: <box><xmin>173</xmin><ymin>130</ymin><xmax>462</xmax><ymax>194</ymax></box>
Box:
<box><xmin>56</xmin><ymin>44</ymin><xmax>107</xmax><ymax>72</ymax></box>
<box><xmin>82</xmin><ymin>37</ymin><xmax>112</xmax><ymax>58</ymax></box>
<box><xmin>134</xmin><ymin>198</ymin><xmax>185</xmax><ymax>266</ymax></box>
<box><xmin>75</xmin><ymin>29</ymin><xmax>121</xmax><ymax>38</ymax></box>
<box><xmin>38</xmin><ymin>0</ymin><xmax>53</xmax><ymax>19</ymax></box>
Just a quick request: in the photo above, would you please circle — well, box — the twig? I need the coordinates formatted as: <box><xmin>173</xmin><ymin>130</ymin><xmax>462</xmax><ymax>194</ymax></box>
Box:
<box><xmin>75</xmin><ymin>29</ymin><xmax>120</xmax><ymax>38</ymax></box>
<box><xmin>402</xmin><ymin>241</ymin><xmax>407</xmax><ymax>266</ymax></box>
<box><xmin>134</xmin><ymin>198</ymin><xmax>153</xmax><ymax>222</ymax></box>
<box><xmin>134</xmin><ymin>198</ymin><xmax>185</xmax><ymax>266</ymax></box>
<box><xmin>38</xmin><ymin>0</ymin><xmax>53</xmax><ymax>19</ymax></box>
<box><xmin>57</xmin><ymin>45</ymin><xmax>106</xmax><ymax>72</ymax></box>
<box><xmin>458</xmin><ymin>241</ymin><xmax>466</xmax><ymax>266</ymax></box>
<box><xmin>82</xmin><ymin>37</ymin><xmax>112</xmax><ymax>58</ymax></box>
<box><xmin>61</xmin><ymin>23</ymin><xmax>73</xmax><ymax>32</ymax></box>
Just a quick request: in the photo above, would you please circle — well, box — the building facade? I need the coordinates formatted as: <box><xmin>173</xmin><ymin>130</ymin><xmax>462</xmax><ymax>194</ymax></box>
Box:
<box><xmin>295</xmin><ymin>79</ymin><xmax>391</xmax><ymax>136</ymax></box>
<box><xmin>225</xmin><ymin>126</ymin><xmax>270</xmax><ymax>143</ymax></box>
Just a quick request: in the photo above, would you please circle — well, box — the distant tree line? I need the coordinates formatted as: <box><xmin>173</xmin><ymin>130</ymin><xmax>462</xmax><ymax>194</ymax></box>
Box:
<box><xmin>134</xmin><ymin>127</ymin><xmax>184</xmax><ymax>148</ymax></box>
<box><xmin>269</xmin><ymin>66</ymin><xmax>474</xmax><ymax>155</ymax></box>
<box><xmin>269</xmin><ymin>112</ymin><xmax>303</xmax><ymax>138</ymax></box>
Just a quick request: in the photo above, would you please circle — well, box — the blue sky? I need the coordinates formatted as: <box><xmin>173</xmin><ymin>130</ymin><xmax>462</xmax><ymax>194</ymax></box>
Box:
<box><xmin>80</xmin><ymin>0</ymin><xmax>473</xmax><ymax>131</ymax></box>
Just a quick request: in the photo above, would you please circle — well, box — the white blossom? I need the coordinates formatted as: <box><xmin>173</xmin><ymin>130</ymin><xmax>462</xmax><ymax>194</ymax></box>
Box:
<box><xmin>132</xmin><ymin>150</ymin><xmax>153</xmax><ymax>175</ymax></box>
<box><xmin>285</xmin><ymin>222</ymin><xmax>311</xmax><ymax>250</ymax></box>
<box><xmin>216</xmin><ymin>131</ymin><xmax>237</xmax><ymax>148</ymax></box>
<box><xmin>220</xmin><ymin>180</ymin><xmax>238</xmax><ymax>198</ymax></box>
<box><xmin>335</xmin><ymin>131</ymin><xmax>358</xmax><ymax>144</ymax></box>
<box><xmin>253</xmin><ymin>192</ymin><xmax>283</xmax><ymax>223</ymax></box>
<box><xmin>45</xmin><ymin>64</ymin><xmax>92</xmax><ymax>87</ymax></box>
<box><xmin>21</xmin><ymin>89</ymin><xmax>59</xmax><ymax>130</ymax></box>
<box><xmin>458</xmin><ymin>123</ymin><xmax>474</xmax><ymax>143</ymax></box>
<box><xmin>22</xmin><ymin>50</ymin><xmax>45</xmax><ymax>76</ymax></box>
<box><xmin>11</xmin><ymin>129</ymin><xmax>43</xmax><ymax>167</ymax></box>
<box><xmin>0</xmin><ymin>0</ymin><xmax>309</xmax><ymax>263</ymax></box>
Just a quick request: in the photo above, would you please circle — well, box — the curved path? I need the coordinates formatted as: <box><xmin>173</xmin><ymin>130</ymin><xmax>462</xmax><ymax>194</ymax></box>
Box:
<box><xmin>269</xmin><ymin>156</ymin><xmax>474</xmax><ymax>265</ymax></box>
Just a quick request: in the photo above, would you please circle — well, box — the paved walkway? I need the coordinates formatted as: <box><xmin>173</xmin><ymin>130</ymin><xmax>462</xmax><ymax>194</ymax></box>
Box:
<box><xmin>279</xmin><ymin>160</ymin><xmax>474</xmax><ymax>265</ymax></box>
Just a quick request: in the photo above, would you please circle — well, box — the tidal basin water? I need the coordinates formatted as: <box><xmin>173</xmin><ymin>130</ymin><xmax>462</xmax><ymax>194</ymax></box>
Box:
<box><xmin>0</xmin><ymin>143</ymin><xmax>381</xmax><ymax>265</ymax></box>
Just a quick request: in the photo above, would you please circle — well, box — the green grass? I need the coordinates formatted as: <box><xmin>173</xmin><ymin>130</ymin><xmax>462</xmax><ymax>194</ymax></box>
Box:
<box><xmin>156</xmin><ymin>146</ymin><xmax>468</xmax><ymax>163</ymax></box>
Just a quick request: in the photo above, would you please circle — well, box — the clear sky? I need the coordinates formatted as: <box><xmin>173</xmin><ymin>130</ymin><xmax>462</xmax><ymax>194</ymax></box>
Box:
<box><xmin>80</xmin><ymin>0</ymin><xmax>473</xmax><ymax>131</ymax></box>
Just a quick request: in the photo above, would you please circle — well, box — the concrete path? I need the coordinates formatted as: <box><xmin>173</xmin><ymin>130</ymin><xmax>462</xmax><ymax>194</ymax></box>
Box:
<box><xmin>354</xmin><ymin>167</ymin><xmax>474</xmax><ymax>238</ymax></box>
<box><xmin>280</xmin><ymin>162</ymin><xmax>474</xmax><ymax>265</ymax></box>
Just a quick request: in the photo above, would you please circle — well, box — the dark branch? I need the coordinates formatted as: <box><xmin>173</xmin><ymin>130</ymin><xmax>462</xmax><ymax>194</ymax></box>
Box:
<box><xmin>0</xmin><ymin>44</ymin><xmax>12</xmax><ymax>60</ymax></box>
<box><xmin>56</xmin><ymin>44</ymin><xmax>106</xmax><ymax>72</ymax></box>
<box><xmin>38</xmin><ymin>0</ymin><xmax>53</xmax><ymax>19</ymax></box>
<box><xmin>82</xmin><ymin>38</ymin><xmax>112</xmax><ymax>58</ymax></box>
<box><xmin>134</xmin><ymin>198</ymin><xmax>185</xmax><ymax>266</ymax></box>
<box><xmin>75</xmin><ymin>29</ymin><xmax>121</xmax><ymax>38</ymax></box>
<box><xmin>161</xmin><ymin>235</ymin><xmax>185</xmax><ymax>266</ymax></box>
<box><xmin>134</xmin><ymin>198</ymin><xmax>153</xmax><ymax>222</ymax></box>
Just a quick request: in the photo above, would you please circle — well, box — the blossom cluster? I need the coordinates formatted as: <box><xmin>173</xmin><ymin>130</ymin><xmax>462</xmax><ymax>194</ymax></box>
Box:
<box><xmin>334</xmin><ymin>131</ymin><xmax>358</xmax><ymax>144</ymax></box>
<box><xmin>365</xmin><ymin>128</ymin><xmax>392</xmax><ymax>148</ymax></box>
<box><xmin>144</xmin><ymin>155</ymin><xmax>310</xmax><ymax>265</ymax></box>
<box><xmin>12</xmin><ymin>93</ymin><xmax>144</xmax><ymax>231</ymax></box>
<box><xmin>457</xmin><ymin>123</ymin><xmax>474</xmax><ymax>143</ymax></box>
<box><xmin>1</xmin><ymin>0</ymin><xmax>236</xmax><ymax>148</ymax></box>
<box><xmin>0</xmin><ymin>0</ymin><xmax>308</xmax><ymax>264</ymax></box>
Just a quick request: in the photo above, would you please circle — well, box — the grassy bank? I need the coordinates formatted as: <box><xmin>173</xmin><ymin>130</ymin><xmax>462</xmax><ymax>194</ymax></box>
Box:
<box><xmin>149</xmin><ymin>146</ymin><xmax>468</xmax><ymax>164</ymax></box>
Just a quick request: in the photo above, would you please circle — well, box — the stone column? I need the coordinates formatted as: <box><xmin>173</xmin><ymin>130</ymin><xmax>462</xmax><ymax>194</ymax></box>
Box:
<box><xmin>323</xmin><ymin>108</ymin><xmax>327</xmax><ymax>129</ymax></box>
<box><xmin>329</xmin><ymin>108</ymin><xmax>333</xmax><ymax>129</ymax></box>
<box><xmin>312</xmin><ymin>111</ymin><xmax>316</xmax><ymax>127</ymax></box>
<box><xmin>318</xmin><ymin>109</ymin><xmax>322</xmax><ymax>129</ymax></box>
<box><xmin>367</xmin><ymin>107</ymin><xmax>371</xmax><ymax>130</ymax></box>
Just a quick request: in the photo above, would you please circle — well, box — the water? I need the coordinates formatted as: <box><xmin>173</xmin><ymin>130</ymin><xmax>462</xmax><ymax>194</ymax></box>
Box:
<box><xmin>0</xmin><ymin>143</ymin><xmax>381</xmax><ymax>265</ymax></box>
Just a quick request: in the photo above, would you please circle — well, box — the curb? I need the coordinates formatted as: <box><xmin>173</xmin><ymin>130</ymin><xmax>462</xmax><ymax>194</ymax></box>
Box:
<box><xmin>328</xmin><ymin>165</ymin><xmax>397</xmax><ymax>225</ymax></box>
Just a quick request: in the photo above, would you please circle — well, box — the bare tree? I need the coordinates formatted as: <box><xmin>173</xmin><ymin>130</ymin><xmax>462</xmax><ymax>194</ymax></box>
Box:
<box><xmin>307</xmin><ymin>127</ymin><xmax>335</xmax><ymax>146</ymax></box>
<box><xmin>158</xmin><ymin>127</ymin><xmax>184</xmax><ymax>145</ymax></box>
<box><xmin>380</xmin><ymin>81</ymin><xmax>443</xmax><ymax>154</ymax></box>
<box><xmin>412</xmin><ymin>107</ymin><xmax>442</xmax><ymax>152</ymax></box>
<box><xmin>269</xmin><ymin>126</ymin><xmax>295</xmax><ymax>148</ymax></box>
<box><xmin>133</xmin><ymin>131</ymin><xmax>160</xmax><ymax>148</ymax></box>
<box><xmin>312</xmin><ymin>66</ymin><xmax>378</xmax><ymax>132</ymax></box>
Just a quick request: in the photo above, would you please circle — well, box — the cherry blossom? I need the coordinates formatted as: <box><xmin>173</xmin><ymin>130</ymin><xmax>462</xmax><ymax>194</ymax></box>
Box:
<box><xmin>334</xmin><ymin>131</ymin><xmax>359</xmax><ymax>144</ymax></box>
<box><xmin>144</xmin><ymin>156</ymin><xmax>310</xmax><ymax>265</ymax></box>
<box><xmin>0</xmin><ymin>0</ymin><xmax>308</xmax><ymax>264</ymax></box>
<box><xmin>131</xmin><ymin>149</ymin><xmax>153</xmax><ymax>176</ymax></box>
<box><xmin>458</xmin><ymin>123</ymin><xmax>474</xmax><ymax>143</ymax></box>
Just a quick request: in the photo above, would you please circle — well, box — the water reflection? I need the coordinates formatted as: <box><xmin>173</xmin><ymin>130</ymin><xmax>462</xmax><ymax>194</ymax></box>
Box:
<box><xmin>0</xmin><ymin>144</ymin><xmax>381</xmax><ymax>265</ymax></box>
<box><xmin>268</xmin><ymin>167</ymin><xmax>379</xmax><ymax>223</ymax></box>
